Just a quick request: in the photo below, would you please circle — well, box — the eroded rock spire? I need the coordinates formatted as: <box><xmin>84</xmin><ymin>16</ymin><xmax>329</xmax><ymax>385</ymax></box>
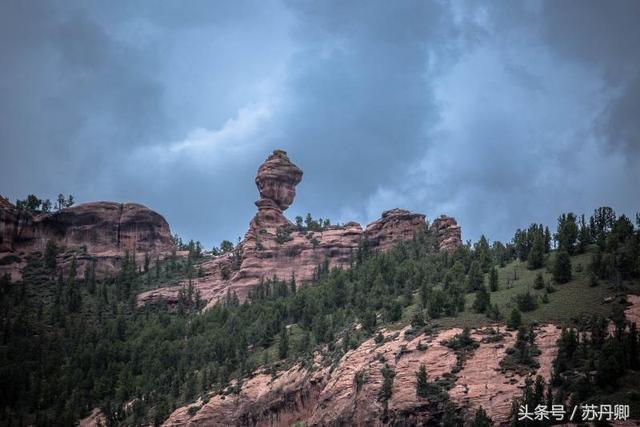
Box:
<box><xmin>255</xmin><ymin>149</ymin><xmax>303</xmax><ymax>211</ymax></box>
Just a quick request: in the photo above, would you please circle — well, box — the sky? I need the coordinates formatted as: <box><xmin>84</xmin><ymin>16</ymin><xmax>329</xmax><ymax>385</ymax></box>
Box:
<box><xmin>1</xmin><ymin>0</ymin><xmax>639</xmax><ymax>248</ymax></box>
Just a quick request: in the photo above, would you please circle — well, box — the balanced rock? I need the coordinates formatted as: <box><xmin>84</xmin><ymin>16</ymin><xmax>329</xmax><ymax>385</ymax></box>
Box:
<box><xmin>138</xmin><ymin>150</ymin><xmax>460</xmax><ymax>309</ymax></box>
<box><xmin>255</xmin><ymin>149</ymin><xmax>303</xmax><ymax>210</ymax></box>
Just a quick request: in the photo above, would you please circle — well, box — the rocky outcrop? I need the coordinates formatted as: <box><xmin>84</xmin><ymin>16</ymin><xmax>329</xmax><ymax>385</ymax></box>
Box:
<box><xmin>78</xmin><ymin>408</ymin><xmax>107</xmax><ymax>427</ymax></box>
<box><xmin>138</xmin><ymin>150</ymin><xmax>451</xmax><ymax>308</ymax></box>
<box><xmin>163</xmin><ymin>324</ymin><xmax>559</xmax><ymax>426</ymax></box>
<box><xmin>431</xmin><ymin>215</ymin><xmax>462</xmax><ymax>253</ymax></box>
<box><xmin>364</xmin><ymin>208</ymin><xmax>426</xmax><ymax>251</ymax></box>
<box><xmin>0</xmin><ymin>197</ymin><xmax>173</xmax><ymax>279</ymax></box>
<box><xmin>255</xmin><ymin>149</ymin><xmax>303</xmax><ymax>210</ymax></box>
<box><xmin>449</xmin><ymin>325</ymin><xmax>561</xmax><ymax>424</ymax></box>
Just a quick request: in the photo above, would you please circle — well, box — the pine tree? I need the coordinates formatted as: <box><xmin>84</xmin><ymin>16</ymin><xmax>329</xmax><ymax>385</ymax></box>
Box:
<box><xmin>489</xmin><ymin>267</ymin><xmax>499</xmax><ymax>292</ymax></box>
<box><xmin>577</xmin><ymin>214</ymin><xmax>592</xmax><ymax>253</ymax></box>
<box><xmin>378</xmin><ymin>364</ymin><xmax>395</xmax><ymax>401</ymax></box>
<box><xmin>278</xmin><ymin>326</ymin><xmax>289</xmax><ymax>359</ymax></box>
<box><xmin>507</xmin><ymin>307</ymin><xmax>522</xmax><ymax>330</ymax></box>
<box><xmin>527</xmin><ymin>231</ymin><xmax>545</xmax><ymax>269</ymax></box>
<box><xmin>466</xmin><ymin>261</ymin><xmax>484</xmax><ymax>291</ymax></box>
<box><xmin>289</xmin><ymin>274</ymin><xmax>296</xmax><ymax>295</ymax></box>
<box><xmin>475</xmin><ymin>235</ymin><xmax>491</xmax><ymax>272</ymax></box>
<box><xmin>472</xmin><ymin>284</ymin><xmax>490</xmax><ymax>313</ymax></box>
<box><xmin>415</xmin><ymin>364</ymin><xmax>429</xmax><ymax>398</ymax></box>
<box><xmin>66</xmin><ymin>257</ymin><xmax>81</xmax><ymax>313</ymax></box>
<box><xmin>533</xmin><ymin>272</ymin><xmax>545</xmax><ymax>290</ymax></box>
<box><xmin>45</xmin><ymin>240</ymin><xmax>58</xmax><ymax>271</ymax></box>
<box><xmin>471</xmin><ymin>406</ymin><xmax>492</xmax><ymax>427</ymax></box>
<box><xmin>544</xmin><ymin>226</ymin><xmax>552</xmax><ymax>252</ymax></box>
<box><xmin>552</xmin><ymin>251</ymin><xmax>572</xmax><ymax>284</ymax></box>
<box><xmin>556</xmin><ymin>213</ymin><xmax>578</xmax><ymax>254</ymax></box>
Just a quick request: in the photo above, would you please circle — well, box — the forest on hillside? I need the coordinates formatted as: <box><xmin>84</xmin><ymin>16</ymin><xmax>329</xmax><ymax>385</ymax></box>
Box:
<box><xmin>0</xmin><ymin>206</ymin><xmax>639</xmax><ymax>426</ymax></box>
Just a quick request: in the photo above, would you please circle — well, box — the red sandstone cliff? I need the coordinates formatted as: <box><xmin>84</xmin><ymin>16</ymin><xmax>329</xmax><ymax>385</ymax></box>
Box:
<box><xmin>161</xmin><ymin>324</ymin><xmax>561</xmax><ymax>426</ymax></box>
<box><xmin>0</xmin><ymin>196</ymin><xmax>173</xmax><ymax>279</ymax></box>
<box><xmin>138</xmin><ymin>150</ymin><xmax>461</xmax><ymax>308</ymax></box>
<box><xmin>159</xmin><ymin>297</ymin><xmax>640</xmax><ymax>427</ymax></box>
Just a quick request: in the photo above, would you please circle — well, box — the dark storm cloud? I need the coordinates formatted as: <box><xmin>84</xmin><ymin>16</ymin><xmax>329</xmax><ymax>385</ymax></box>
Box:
<box><xmin>540</xmin><ymin>0</ymin><xmax>640</xmax><ymax>155</ymax></box>
<box><xmin>277</xmin><ymin>0</ymin><xmax>457</xmax><ymax>224</ymax></box>
<box><xmin>0</xmin><ymin>0</ymin><xmax>638</xmax><ymax>248</ymax></box>
<box><xmin>0</xmin><ymin>0</ymin><xmax>167</xmax><ymax>196</ymax></box>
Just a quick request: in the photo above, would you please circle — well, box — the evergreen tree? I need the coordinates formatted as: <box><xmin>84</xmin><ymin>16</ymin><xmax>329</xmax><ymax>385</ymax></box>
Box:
<box><xmin>66</xmin><ymin>257</ymin><xmax>81</xmax><ymax>313</ymax></box>
<box><xmin>527</xmin><ymin>231</ymin><xmax>545</xmax><ymax>269</ymax></box>
<box><xmin>466</xmin><ymin>260</ymin><xmax>484</xmax><ymax>292</ymax></box>
<box><xmin>472</xmin><ymin>284</ymin><xmax>490</xmax><ymax>313</ymax></box>
<box><xmin>552</xmin><ymin>251</ymin><xmax>572</xmax><ymax>284</ymax></box>
<box><xmin>471</xmin><ymin>406</ymin><xmax>492</xmax><ymax>427</ymax></box>
<box><xmin>220</xmin><ymin>240</ymin><xmax>234</xmax><ymax>253</ymax></box>
<box><xmin>415</xmin><ymin>364</ymin><xmax>429</xmax><ymax>398</ymax></box>
<box><xmin>44</xmin><ymin>240</ymin><xmax>58</xmax><ymax>271</ymax></box>
<box><xmin>577</xmin><ymin>214</ymin><xmax>592</xmax><ymax>253</ymax></box>
<box><xmin>378</xmin><ymin>364</ymin><xmax>395</xmax><ymax>401</ymax></box>
<box><xmin>489</xmin><ymin>267</ymin><xmax>499</xmax><ymax>292</ymax></box>
<box><xmin>507</xmin><ymin>307</ymin><xmax>522</xmax><ymax>330</ymax></box>
<box><xmin>533</xmin><ymin>272</ymin><xmax>545</xmax><ymax>290</ymax></box>
<box><xmin>513</xmin><ymin>228</ymin><xmax>529</xmax><ymax>262</ymax></box>
<box><xmin>475</xmin><ymin>235</ymin><xmax>491</xmax><ymax>272</ymax></box>
<box><xmin>544</xmin><ymin>226</ymin><xmax>552</xmax><ymax>253</ymax></box>
<box><xmin>278</xmin><ymin>326</ymin><xmax>289</xmax><ymax>359</ymax></box>
<box><xmin>556</xmin><ymin>213</ymin><xmax>579</xmax><ymax>254</ymax></box>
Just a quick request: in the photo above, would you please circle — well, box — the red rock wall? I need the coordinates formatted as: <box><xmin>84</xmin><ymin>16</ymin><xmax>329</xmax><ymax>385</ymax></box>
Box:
<box><xmin>0</xmin><ymin>197</ymin><xmax>174</xmax><ymax>279</ymax></box>
<box><xmin>431</xmin><ymin>214</ymin><xmax>462</xmax><ymax>253</ymax></box>
<box><xmin>162</xmin><ymin>324</ymin><xmax>560</xmax><ymax>426</ymax></box>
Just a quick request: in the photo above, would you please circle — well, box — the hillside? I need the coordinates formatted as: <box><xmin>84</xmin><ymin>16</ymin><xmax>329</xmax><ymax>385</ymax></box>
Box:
<box><xmin>1</xmin><ymin>200</ymin><xmax>639</xmax><ymax>426</ymax></box>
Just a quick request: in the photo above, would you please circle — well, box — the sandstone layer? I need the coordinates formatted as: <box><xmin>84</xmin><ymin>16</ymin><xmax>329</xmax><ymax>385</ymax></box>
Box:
<box><xmin>430</xmin><ymin>215</ymin><xmax>462</xmax><ymax>254</ymax></box>
<box><xmin>0</xmin><ymin>196</ymin><xmax>173</xmax><ymax>279</ymax></box>
<box><xmin>138</xmin><ymin>150</ymin><xmax>461</xmax><ymax>308</ymax></box>
<box><xmin>163</xmin><ymin>323</ymin><xmax>561</xmax><ymax>426</ymax></box>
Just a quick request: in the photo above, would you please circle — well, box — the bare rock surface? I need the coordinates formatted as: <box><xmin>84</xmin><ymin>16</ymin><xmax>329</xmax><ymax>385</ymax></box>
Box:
<box><xmin>626</xmin><ymin>294</ymin><xmax>640</xmax><ymax>326</ymax></box>
<box><xmin>431</xmin><ymin>215</ymin><xmax>462</xmax><ymax>253</ymax></box>
<box><xmin>163</xmin><ymin>326</ymin><xmax>460</xmax><ymax>426</ymax></box>
<box><xmin>449</xmin><ymin>324</ymin><xmax>561</xmax><ymax>424</ymax></box>
<box><xmin>78</xmin><ymin>408</ymin><xmax>107</xmax><ymax>427</ymax></box>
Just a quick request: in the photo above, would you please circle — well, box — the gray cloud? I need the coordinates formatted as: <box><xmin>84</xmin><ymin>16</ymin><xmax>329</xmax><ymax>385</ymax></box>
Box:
<box><xmin>0</xmin><ymin>0</ymin><xmax>638</xmax><ymax>248</ymax></box>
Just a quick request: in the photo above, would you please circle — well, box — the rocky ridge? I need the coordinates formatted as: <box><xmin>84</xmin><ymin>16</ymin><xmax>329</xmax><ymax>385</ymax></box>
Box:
<box><xmin>0</xmin><ymin>197</ymin><xmax>174</xmax><ymax>279</ymax></box>
<box><xmin>161</xmin><ymin>324</ymin><xmax>561</xmax><ymax>426</ymax></box>
<box><xmin>138</xmin><ymin>150</ymin><xmax>462</xmax><ymax>308</ymax></box>
<box><xmin>77</xmin><ymin>295</ymin><xmax>640</xmax><ymax>427</ymax></box>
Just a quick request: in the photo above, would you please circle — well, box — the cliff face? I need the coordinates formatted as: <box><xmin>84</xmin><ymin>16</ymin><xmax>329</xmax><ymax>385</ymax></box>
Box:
<box><xmin>431</xmin><ymin>214</ymin><xmax>462</xmax><ymax>253</ymax></box>
<box><xmin>138</xmin><ymin>150</ymin><xmax>456</xmax><ymax>308</ymax></box>
<box><xmin>162</xmin><ymin>324</ymin><xmax>561</xmax><ymax>426</ymax></box>
<box><xmin>0</xmin><ymin>197</ymin><xmax>173</xmax><ymax>279</ymax></box>
<box><xmin>163</xmin><ymin>298</ymin><xmax>640</xmax><ymax>427</ymax></box>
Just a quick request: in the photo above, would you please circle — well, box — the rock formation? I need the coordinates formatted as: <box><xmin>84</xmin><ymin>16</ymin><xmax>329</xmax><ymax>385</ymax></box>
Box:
<box><xmin>255</xmin><ymin>149</ymin><xmax>303</xmax><ymax>210</ymax></box>
<box><xmin>163</xmin><ymin>324</ymin><xmax>560</xmax><ymax>426</ymax></box>
<box><xmin>138</xmin><ymin>150</ymin><xmax>458</xmax><ymax>308</ymax></box>
<box><xmin>0</xmin><ymin>197</ymin><xmax>173</xmax><ymax>280</ymax></box>
<box><xmin>431</xmin><ymin>214</ymin><xmax>462</xmax><ymax>253</ymax></box>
